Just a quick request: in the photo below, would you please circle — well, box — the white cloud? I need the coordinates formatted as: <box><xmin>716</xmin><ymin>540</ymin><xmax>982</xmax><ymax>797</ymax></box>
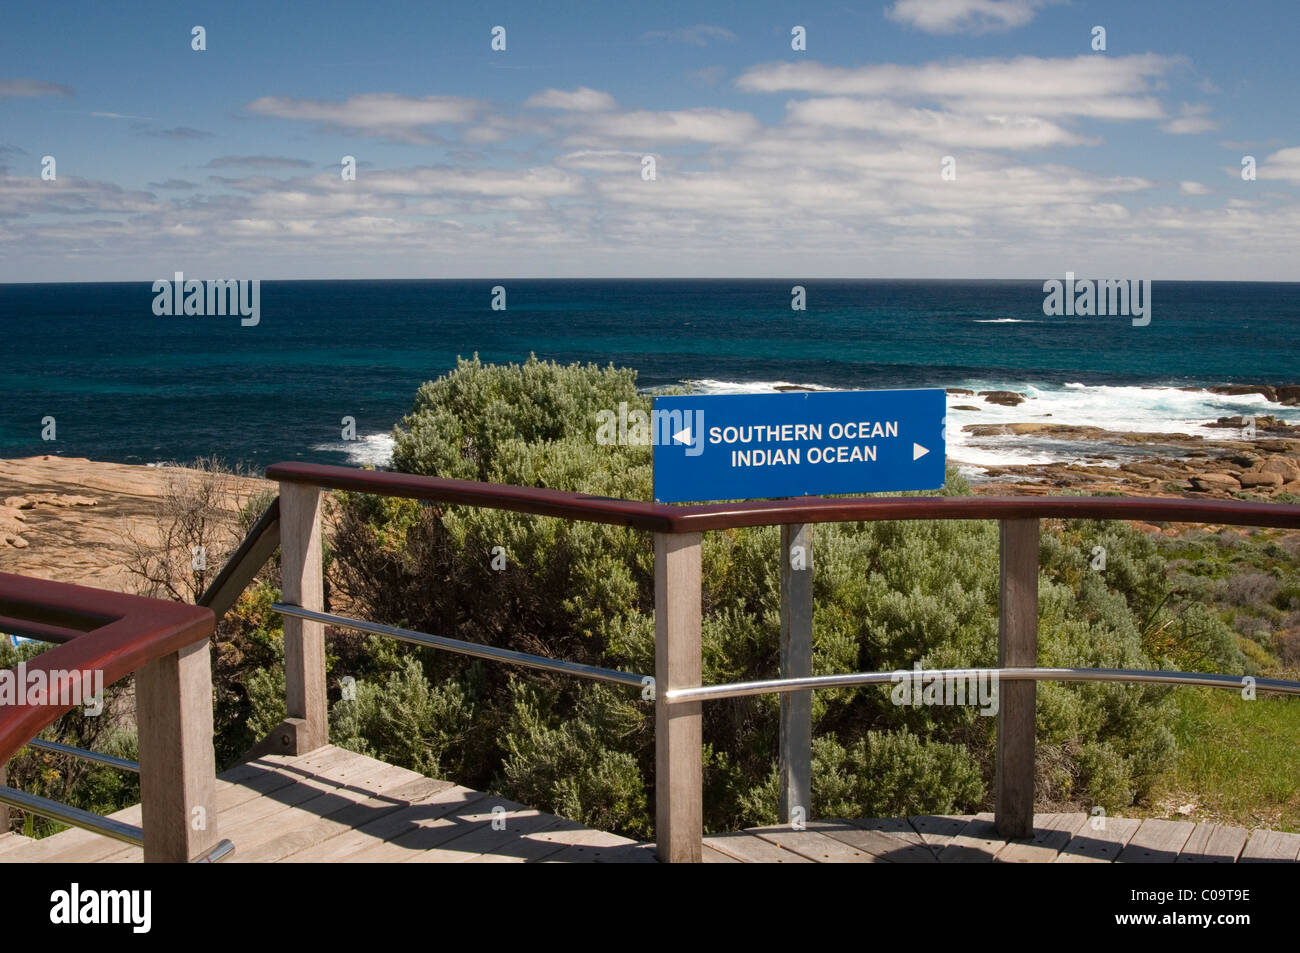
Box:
<box><xmin>524</xmin><ymin>87</ymin><xmax>617</xmax><ymax>111</ymax></box>
<box><xmin>642</xmin><ymin>25</ymin><xmax>736</xmax><ymax>46</ymax></box>
<box><xmin>737</xmin><ymin>55</ymin><xmax>1175</xmax><ymax>120</ymax></box>
<box><xmin>0</xmin><ymin>78</ymin><xmax>73</xmax><ymax>98</ymax></box>
<box><xmin>1179</xmin><ymin>181</ymin><xmax>1210</xmax><ymax>195</ymax></box>
<box><xmin>566</xmin><ymin>108</ymin><xmax>760</xmax><ymax>145</ymax></box>
<box><xmin>246</xmin><ymin>93</ymin><xmax>481</xmax><ymax>143</ymax></box>
<box><xmin>785</xmin><ymin>97</ymin><xmax>1089</xmax><ymax>149</ymax></box>
<box><xmin>885</xmin><ymin>0</ymin><xmax>1055</xmax><ymax>34</ymax></box>
<box><xmin>1260</xmin><ymin>146</ymin><xmax>1300</xmax><ymax>184</ymax></box>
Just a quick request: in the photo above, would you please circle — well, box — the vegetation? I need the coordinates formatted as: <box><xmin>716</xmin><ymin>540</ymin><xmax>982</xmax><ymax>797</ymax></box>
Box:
<box><xmin>316</xmin><ymin>355</ymin><xmax>1263</xmax><ymax>837</ymax></box>
<box><xmin>4</xmin><ymin>356</ymin><xmax>1295</xmax><ymax>840</ymax></box>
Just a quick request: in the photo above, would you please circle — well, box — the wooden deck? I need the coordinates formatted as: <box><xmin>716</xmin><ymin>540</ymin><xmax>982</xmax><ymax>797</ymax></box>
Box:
<box><xmin>0</xmin><ymin>745</ymin><xmax>655</xmax><ymax>864</ymax></box>
<box><xmin>2</xmin><ymin>746</ymin><xmax>1297</xmax><ymax>862</ymax></box>
<box><xmin>703</xmin><ymin>814</ymin><xmax>1300</xmax><ymax>863</ymax></box>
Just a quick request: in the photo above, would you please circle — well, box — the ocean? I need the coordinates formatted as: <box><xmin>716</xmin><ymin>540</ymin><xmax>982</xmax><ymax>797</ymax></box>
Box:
<box><xmin>1</xmin><ymin>279</ymin><xmax>1296</xmax><ymax>477</ymax></box>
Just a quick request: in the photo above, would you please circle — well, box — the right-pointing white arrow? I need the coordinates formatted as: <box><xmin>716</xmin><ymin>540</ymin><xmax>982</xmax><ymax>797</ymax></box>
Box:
<box><xmin>913</xmin><ymin>442</ymin><xmax>929</xmax><ymax>460</ymax></box>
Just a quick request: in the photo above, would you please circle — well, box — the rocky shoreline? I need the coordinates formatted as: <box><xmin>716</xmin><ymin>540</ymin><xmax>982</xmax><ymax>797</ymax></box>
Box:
<box><xmin>950</xmin><ymin>385</ymin><xmax>1300</xmax><ymax>499</ymax></box>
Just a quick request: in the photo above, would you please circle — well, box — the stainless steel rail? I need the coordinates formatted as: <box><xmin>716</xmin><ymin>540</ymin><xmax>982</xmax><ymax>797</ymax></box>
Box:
<box><xmin>0</xmin><ymin>784</ymin><xmax>143</xmax><ymax>847</ymax></box>
<box><xmin>26</xmin><ymin>738</ymin><xmax>140</xmax><ymax>773</ymax></box>
<box><xmin>272</xmin><ymin>603</ymin><xmax>649</xmax><ymax>690</ymax></box>
<box><xmin>662</xmin><ymin>666</ymin><xmax>1300</xmax><ymax>703</ymax></box>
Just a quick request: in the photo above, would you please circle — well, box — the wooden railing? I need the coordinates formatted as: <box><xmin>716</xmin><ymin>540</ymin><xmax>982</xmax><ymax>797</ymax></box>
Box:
<box><xmin>263</xmin><ymin>462</ymin><xmax>1300</xmax><ymax>862</ymax></box>
<box><xmin>0</xmin><ymin>573</ymin><xmax>224</xmax><ymax>861</ymax></box>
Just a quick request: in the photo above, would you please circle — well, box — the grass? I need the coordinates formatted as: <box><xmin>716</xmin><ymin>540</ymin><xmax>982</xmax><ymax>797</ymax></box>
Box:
<box><xmin>1136</xmin><ymin>686</ymin><xmax>1300</xmax><ymax>832</ymax></box>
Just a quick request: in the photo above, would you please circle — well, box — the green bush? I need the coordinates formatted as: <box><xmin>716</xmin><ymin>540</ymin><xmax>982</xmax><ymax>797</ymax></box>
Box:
<box><xmin>324</xmin><ymin>355</ymin><xmax>1207</xmax><ymax>836</ymax></box>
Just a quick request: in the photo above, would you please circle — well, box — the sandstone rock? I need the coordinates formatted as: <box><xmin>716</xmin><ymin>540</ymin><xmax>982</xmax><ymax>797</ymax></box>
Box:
<box><xmin>1238</xmin><ymin>469</ymin><xmax>1284</xmax><ymax>488</ymax></box>
<box><xmin>1260</xmin><ymin>456</ymin><xmax>1300</xmax><ymax>483</ymax></box>
<box><xmin>978</xmin><ymin>390</ymin><xmax>1026</xmax><ymax>406</ymax></box>
<box><xmin>1282</xmin><ymin>480</ymin><xmax>1300</xmax><ymax>495</ymax></box>
<box><xmin>1190</xmin><ymin>473</ymin><xmax>1241</xmax><ymax>492</ymax></box>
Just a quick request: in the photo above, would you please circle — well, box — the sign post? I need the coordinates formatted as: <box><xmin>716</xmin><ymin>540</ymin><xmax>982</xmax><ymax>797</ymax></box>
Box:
<box><xmin>652</xmin><ymin>388</ymin><xmax>947</xmax><ymax>831</ymax></box>
<box><xmin>652</xmin><ymin>388</ymin><xmax>946</xmax><ymax>503</ymax></box>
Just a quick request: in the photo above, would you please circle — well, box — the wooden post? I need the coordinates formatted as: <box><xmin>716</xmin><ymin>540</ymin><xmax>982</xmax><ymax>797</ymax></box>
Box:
<box><xmin>654</xmin><ymin>532</ymin><xmax>702</xmax><ymax>863</ymax></box>
<box><xmin>779</xmin><ymin>523</ymin><xmax>812</xmax><ymax>826</ymax></box>
<box><xmin>995</xmin><ymin>518</ymin><xmax>1039</xmax><ymax>839</ymax></box>
<box><xmin>280</xmin><ymin>482</ymin><xmax>328</xmax><ymax>754</ymax></box>
<box><xmin>137</xmin><ymin>638</ymin><xmax>219</xmax><ymax>862</ymax></box>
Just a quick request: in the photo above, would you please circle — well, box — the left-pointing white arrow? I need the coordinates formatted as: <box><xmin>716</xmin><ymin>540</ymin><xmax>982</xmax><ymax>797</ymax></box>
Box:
<box><xmin>913</xmin><ymin>442</ymin><xmax>929</xmax><ymax>460</ymax></box>
<box><xmin>674</xmin><ymin>427</ymin><xmax>691</xmax><ymax>444</ymax></box>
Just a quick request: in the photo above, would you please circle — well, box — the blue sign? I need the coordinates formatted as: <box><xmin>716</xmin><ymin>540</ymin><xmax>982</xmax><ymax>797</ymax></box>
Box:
<box><xmin>652</xmin><ymin>389</ymin><xmax>945</xmax><ymax>503</ymax></box>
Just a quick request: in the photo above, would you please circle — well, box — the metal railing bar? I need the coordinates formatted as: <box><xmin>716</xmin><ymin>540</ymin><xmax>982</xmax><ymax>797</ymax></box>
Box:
<box><xmin>192</xmin><ymin>838</ymin><xmax>235</xmax><ymax>863</ymax></box>
<box><xmin>272</xmin><ymin>603</ymin><xmax>648</xmax><ymax>690</ymax></box>
<box><xmin>0</xmin><ymin>784</ymin><xmax>144</xmax><ymax>847</ymax></box>
<box><xmin>25</xmin><ymin>738</ymin><xmax>139</xmax><ymax>773</ymax></box>
<box><xmin>662</xmin><ymin>666</ymin><xmax>1300</xmax><ymax>703</ymax></box>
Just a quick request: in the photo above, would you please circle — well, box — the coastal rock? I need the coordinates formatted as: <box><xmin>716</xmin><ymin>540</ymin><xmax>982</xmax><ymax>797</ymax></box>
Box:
<box><xmin>964</xmin><ymin>423</ymin><xmax>1104</xmax><ymax>438</ymax></box>
<box><xmin>952</xmin><ymin>405</ymin><xmax>981</xmax><ymax>411</ymax></box>
<box><xmin>1190</xmin><ymin>473</ymin><xmax>1241</xmax><ymax>493</ymax></box>
<box><xmin>1208</xmin><ymin>384</ymin><xmax>1300</xmax><ymax>406</ymax></box>
<box><xmin>1209</xmin><ymin>384</ymin><xmax>1277</xmax><ymax>401</ymax></box>
<box><xmin>946</xmin><ymin>388</ymin><xmax>974</xmax><ymax>396</ymax></box>
<box><xmin>1238</xmin><ymin>469</ymin><xmax>1284</xmax><ymax>488</ymax></box>
<box><xmin>978</xmin><ymin>390</ymin><xmax>1027</xmax><ymax>406</ymax></box>
<box><xmin>1260</xmin><ymin>456</ymin><xmax>1300</xmax><ymax>483</ymax></box>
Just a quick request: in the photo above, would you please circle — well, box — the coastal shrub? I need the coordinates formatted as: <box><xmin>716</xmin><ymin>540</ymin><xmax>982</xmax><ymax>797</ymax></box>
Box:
<box><xmin>327</xmin><ymin>356</ymin><xmax>1197</xmax><ymax>836</ymax></box>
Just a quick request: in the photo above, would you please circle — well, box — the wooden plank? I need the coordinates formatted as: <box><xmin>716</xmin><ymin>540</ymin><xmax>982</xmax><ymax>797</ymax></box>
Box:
<box><xmin>909</xmin><ymin>815</ymin><xmax>974</xmax><ymax>856</ymax></box>
<box><xmin>467</xmin><ymin>822</ymin><xmax>624</xmax><ymax>863</ymax></box>
<box><xmin>995</xmin><ymin>518</ymin><xmax>1038</xmax><ymax>839</ymax></box>
<box><xmin>654</xmin><ymin>531</ymin><xmax>703</xmax><ymax>863</ymax></box>
<box><xmin>937</xmin><ymin>813</ymin><xmax>1010</xmax><ymax>863</ymax></box>
<box><xmin>852</xmin><ymin>816</ymin><xmax>928</xmax><ymax>848</ymax></box>
<box><xmin>1176</xmin><ymin>823</ymin><xmax>1248</xmax><ymax>863</ymax></box>
<box><xmin>341</xmin><ymin>795</ymin><xmax>508</xmax><ymax>862</ymax></box>
<box><xmin>1056</xmin><ymin>815</ymin><xmax>1142</xmax><ymax>863</ymax></box>
<box><xmin>702</xmin><ymin>831</ymin><xmax>813</xmax><ymax>863</ymax></box>
<box><xmin>813</xmin><ymin>821</ymin><xmax>936</xmax><ymax>863</ymax></box>
<box><xmin>543</xmin><ymin>841</ymin><xmax>657</xmax><ymax>863</ymax></box>
<box><xmin>1240</xmin><ymin>829</ymin><xmax>1300</xmax><ymax>862</ymax></box>
<box><xmin>779</xmin><ymin>523</ymin><xmax>812</xmax><ymax>827</ymax></box>
<box><xmin>752</xmin><ymin>826</ymin><xmax>879</xmax><ymax>862</ymax></box>
<box><xmin>1116</xmin><ymin>819</ymin><xmax>1196</xmax><ymax>863</ymax></box>
<box><xmin>403</xmin><ymin>806</ymin><xmax>569</xmax><ymax>863</ymax></box>
<box><xmin>0</xmin><ymin>832</ymin><xmax>33</xmax><ymax>857</ymax></box>
<box><xmin>282</xmin><ymin>785</ymin><xmax>487</xmax><ymax>862</ymax></box>
<box><xmin>995</xmin><ymin>813</ymin><xmax>1087</xmax><ymax>863</ymax></box>
<box><xmin>704</xmin><ymin>844</ymin><xmax>741</xmax><ymax>863</ymax></box>
<box><xmin>280</xmin><ymin>481</ymin><xmax>327</xmax><ymax>754</ymax></box>
<box><xmin>233</xmin><ymin>776</ymin><xmax>450</xmax><ymax>863</ymax></box>
<box><xmin>136</xmin><ymin>637</ymin><xmax>220</xmax><ymax>862</ymax></box>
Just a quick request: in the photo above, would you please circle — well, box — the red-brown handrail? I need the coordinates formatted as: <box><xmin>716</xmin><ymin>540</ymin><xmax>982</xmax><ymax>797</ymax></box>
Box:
<box><xmin>266</xmin><ymin>461</ymin><xmax>1300</xmax><ymax>533</ymax></box>
<box><xmin>0</xmin><ymin>573</ymin><xmax>214</xmax><ymax>765</ymax></box>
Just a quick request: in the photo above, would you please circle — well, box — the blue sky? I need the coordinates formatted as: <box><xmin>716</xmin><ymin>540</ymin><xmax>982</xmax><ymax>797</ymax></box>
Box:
<box><xmin>2</xmin><ymin>0</ymin><xmax>1297</xmax><ymax>280</ymax></box>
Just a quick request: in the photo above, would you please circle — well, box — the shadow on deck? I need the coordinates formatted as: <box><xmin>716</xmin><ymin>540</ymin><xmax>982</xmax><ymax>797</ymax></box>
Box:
<box><xmin>2</xmin><ymin>744</ymin><xmax>1296</xmax><ymax>863</ymax></box>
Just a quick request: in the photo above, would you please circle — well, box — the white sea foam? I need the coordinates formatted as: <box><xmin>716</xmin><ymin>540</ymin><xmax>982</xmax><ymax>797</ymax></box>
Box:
<box><xmin>688</xmin><ymin>378</ymin><xmax>836</xmax><ymax>395</ymax></box>
<box><xmin>972</xmin><ymin>318</ymin><xmax>1032</xmax><ymax>324</ymax></box>
<box><xmin>312</xmin><ymin>432</ymin><xmax>395</xmax><ymax>467</ymax></box>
